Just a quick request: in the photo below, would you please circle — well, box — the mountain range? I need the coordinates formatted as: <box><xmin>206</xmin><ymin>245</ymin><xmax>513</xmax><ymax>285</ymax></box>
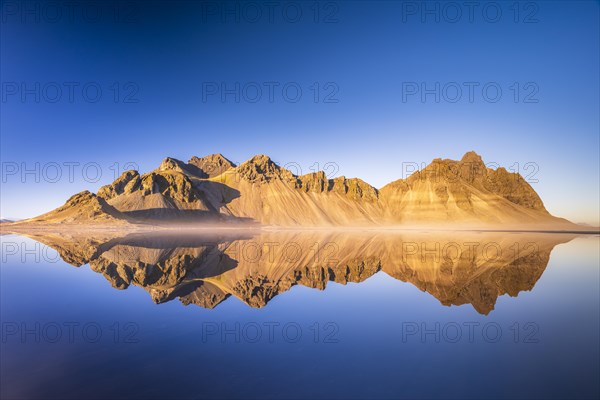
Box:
<box><xmin>3</xmin><ymin>151</ymin><xmax>579</xmax><ymax>229</ymax></box>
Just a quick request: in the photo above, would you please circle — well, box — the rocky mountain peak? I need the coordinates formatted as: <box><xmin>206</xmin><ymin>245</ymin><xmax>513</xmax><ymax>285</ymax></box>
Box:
<box><xmin>188</xmin><ymin>153</ymin><xmax>236</xmax><ymax>178</ymax></box>
<box><xmin>330</xmin><ymin>176</ymin><xmax>379</xmax><ymax>202</ymax></box>
<box><xmin>98</xmin><ymin>170</ymin><xmax>141</xmax><ymax>200</ymax></box>
<box><xmin>460</xmin><ymin>150</ymin><xmax>485</xmax><ymax>167</ymax></box>
<box><xmin>246</xmin><ymin>154</ymin><xmax>275</xmax><ymax>167</ymax></box>
<box><xmin>62</xmin><ymin>190</ymin><xmax>99</xmax><ymax>207</ymax></box>
<box><xmin>27</xmin><ymin>190</ymin><xmax>128</xmax><ymax>224</ymax></box>
<box><xmin>158</xmin><ymin>157</ymin><xmax>189</xmax><ymax>173</ymax></box>
<box><xmin>59</xmin><ymin>191</ymin><xmax>118</xmax><ymax>214</ymax></box>
<box><xmin>298</xmin><ymin>171</ymin><xmax>328</xmax><ymax>193</ymax></box>
<box><xmin>235</xmin><ymin>155</ymin><xmax>295</xmax><ymax>182</ymax></box>
<box><xmin>197</xmin><ymin>153</ymin><xmax>233</xmax><ymax>164</ymax></box>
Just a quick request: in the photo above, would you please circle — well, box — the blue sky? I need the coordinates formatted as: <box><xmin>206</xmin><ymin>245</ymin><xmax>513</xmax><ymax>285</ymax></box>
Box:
<box><xmin>1</xmin><ymin>0</ymin><xmax>598</xmax><ymax>224</ymax></box>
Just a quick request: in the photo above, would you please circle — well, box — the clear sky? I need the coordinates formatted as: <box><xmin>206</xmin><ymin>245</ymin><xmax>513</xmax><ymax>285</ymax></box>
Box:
<box><xmin>1</xmin><ymin>0</ymin><xmax>598</xmax><ymax>224</ymax></box>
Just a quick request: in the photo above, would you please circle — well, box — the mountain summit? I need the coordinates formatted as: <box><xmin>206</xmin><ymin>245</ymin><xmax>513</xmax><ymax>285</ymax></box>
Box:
<box><xmin>8</xmin><ymin>151</ymin><xmax>577</xmax><ymax>229</ymax></box>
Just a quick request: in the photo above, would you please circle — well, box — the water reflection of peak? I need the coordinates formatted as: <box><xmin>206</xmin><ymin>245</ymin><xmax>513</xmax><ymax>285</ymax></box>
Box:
<box><xmin>19</xmin><ymin>230</ymin><xmax>578</xmax><ymax>314</ymax></box>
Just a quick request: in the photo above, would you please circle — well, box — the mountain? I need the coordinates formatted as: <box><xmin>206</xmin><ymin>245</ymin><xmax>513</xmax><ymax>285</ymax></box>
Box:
<box><xmin>187</xmin><ymin>153</ymin><xmax>236</xmax><ymax>178</ymax></box>
<box><xmin>13</xmin><ymin>191</ymin><xmax>130</xmax><ymax>225</ymax></box>
<box><xmin>5</xmin><ymin>151</ymin><xmax>579</xmax><ymax>229</ymax></box>
<box><xmin>379</xmin><ymin>151</ymin><xmax>553</xmax><ymax>225</ymax></box>
<box><xmin>10</xmin><ymin>230</ymin><xmax>578</xmax><ymax>314</ymax></box>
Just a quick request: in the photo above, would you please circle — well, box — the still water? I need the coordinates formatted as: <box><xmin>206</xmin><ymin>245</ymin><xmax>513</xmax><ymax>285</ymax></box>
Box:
<box><xmin>1</xmin><ymin>230</ymin><xmax>598</xmax><ymax>399</ymax></box>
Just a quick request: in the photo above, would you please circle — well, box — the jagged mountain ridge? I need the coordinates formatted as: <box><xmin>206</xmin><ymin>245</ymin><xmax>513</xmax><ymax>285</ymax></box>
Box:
<box><xmin>11</xmin><ymin>151</ymin><xmax>574</xmax><ymax>227</ymax></box>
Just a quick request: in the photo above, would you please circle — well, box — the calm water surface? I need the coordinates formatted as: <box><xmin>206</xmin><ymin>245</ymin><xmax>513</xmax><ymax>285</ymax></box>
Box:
<box><xmin>1</xmin><ymin>231</ymin><xmax>598</xmax><ymax>399</ymax></box>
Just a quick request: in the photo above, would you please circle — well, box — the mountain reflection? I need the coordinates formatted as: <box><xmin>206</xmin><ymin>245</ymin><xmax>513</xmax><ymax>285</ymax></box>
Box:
<box><xmin>13</xmin><ymin>230</ymin><xmax>578</xmax><ymax>314</ymax></box>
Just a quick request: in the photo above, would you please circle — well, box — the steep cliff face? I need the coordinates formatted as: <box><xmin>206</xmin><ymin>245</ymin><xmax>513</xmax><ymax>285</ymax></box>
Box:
<box><xmin>11</xmin><ymin>151</ymin><xmax>575</xmax><ymax>227</ymax></box>
<box><xmin>379</xmin><ymin>151</ymin><xmax>554</xmax><ymax>225</ymax></box>
<box><xmin>97</xmin><ymin>170</ymin><xmax>142</xmax><ymax>199</ymax></box>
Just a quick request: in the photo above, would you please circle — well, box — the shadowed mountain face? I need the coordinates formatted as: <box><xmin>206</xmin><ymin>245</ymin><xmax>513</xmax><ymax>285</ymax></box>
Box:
<box><xmin>9</xmin><ymin>151</ymin><xmax>577</xmax><ymax>228</ymax></box>
<box><xmin>16</xmin><ymin>230</ymin><xmax>577</xmax><ymax>314</ymax></box>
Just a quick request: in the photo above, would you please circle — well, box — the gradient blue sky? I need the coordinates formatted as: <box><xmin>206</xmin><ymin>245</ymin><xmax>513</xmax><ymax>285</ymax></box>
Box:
<box><xmin>1</xmin><ymin>0</ymin><xmax>599</xmax><ymax>224</ymax></box>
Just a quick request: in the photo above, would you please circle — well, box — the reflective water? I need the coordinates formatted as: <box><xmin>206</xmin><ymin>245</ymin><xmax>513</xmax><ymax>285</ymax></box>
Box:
<box><xmin>1</xmin><ymin>231</ymin><xmax>598</xmax><ymax>399</ymax></box>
